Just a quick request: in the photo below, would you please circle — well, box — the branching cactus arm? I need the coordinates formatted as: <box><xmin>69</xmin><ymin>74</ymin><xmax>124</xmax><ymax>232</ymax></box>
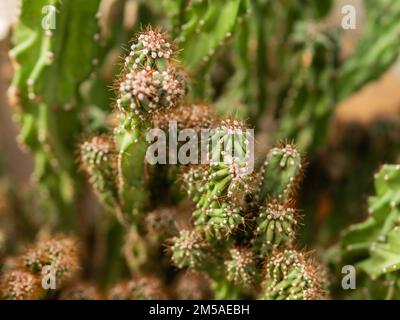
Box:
<box><xmin>258</xmin><ymin>144</ymin><xmax>303</xmax><ymax>203</ymax></box>
<box><xmin>334</xmin><ymin>164</ymin><xmax>400</xmax><ymax>299</ymax></box>
<box><xmin>9</xmin><ymin>0</ymin><xmax>103</xmax><ymax>224</ymax></box>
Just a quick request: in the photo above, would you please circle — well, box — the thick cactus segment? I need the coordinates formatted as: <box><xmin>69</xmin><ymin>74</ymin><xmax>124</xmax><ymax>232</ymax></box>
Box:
<box><xmin>10</xmin><ymin>0</ymin><xmax>102</xmax><ymax>164</ymax></box>
<box><xmin>259</xmin><ymin>249</ymin><xmax>328</xmax><ymax>300</ymax></box>
<box><xmin>272</xmin><ymin>1</ymin><xmax>400</xmax><ymax>152</ymax></box>
<box><xmin>340</xmin><ymin>165</ymin><xmax>400</xmax><ymax>259</ymax></box>
<box><xmin>336</xmin><ymin>1</ymin><xmax>400</xmax><ymax>100</ymax></box>
<box><xmin>276</xmin><ymin>24</ymin><xmax>339</xmax><ymax>151</ymax></box>
<box><xmin>163</xmin><ymin>0</ymin><xmax>250</xmax><ymax>71</ymax></box>
<box><xmin>79</xmin><ymin>135</ymin><xmax>119</xmax><ymax>211</ymax></box>
<box><xmin>9</xmin><ymin>0</ymin><xmax>102</xmax><ymax>223</ymax></box>
<box><xmin>114</xmin><ymin>116</ymin><xmax>150</xmax><ymax>219</ymax></box>
<box><xmin>359</xmin><ymin>227</ymin><xmax>400</xmax><ymax>280</ymax></box>
<box><xmin>254</xmin><ymin>200</ymin><xmax>299</xmax><ymax>254</ymax></box>
<box><xmin>258</xmin><ymin>144</ymin><xmax>303</xmax><ymax>203</ymax></box>
<box><xmin>335</xmin><ymin>165</ymin><xmax>400</xmax><ymax>298</ymax></box>
<box><xmin>225</xmin><ymin>247</ymin><xmax>257</xmax><ymax>288</ymax></box>
<box><xmin>170</xmin><ymin>229</ymin><xmax>210</xmax><ymax>270</ymax></box>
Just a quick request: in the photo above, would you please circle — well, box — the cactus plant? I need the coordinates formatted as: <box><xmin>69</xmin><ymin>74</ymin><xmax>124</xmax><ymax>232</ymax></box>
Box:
<box><xmin>332</xmin><ymin>164</ymin><xmax>400</xmax><ymax>299</ymax></box>
<box><xmin>0</xmin><ymin>235</ymin><xmax>80</xmax><ymax>300</ymax></box>
<box><xmin>8</xmin><ymin>0</ymin><xmax>103</xmax><ymax>226</ymax></box>
<box><xmin>2</xmin><ymin>0</ymin><xmax>400</xmax><ymax>302</ymax></box>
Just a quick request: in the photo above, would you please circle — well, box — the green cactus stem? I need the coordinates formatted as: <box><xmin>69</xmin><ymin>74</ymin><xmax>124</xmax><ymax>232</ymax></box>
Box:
<box><xmin>259</xmin><ymin>249</ymin><xmax>328</xmax><ymax>300</ymax></box>
<box><xmin>258</xmin><ymin>144</ymin><xmax>303</xmax><ymax>203</ymax></box>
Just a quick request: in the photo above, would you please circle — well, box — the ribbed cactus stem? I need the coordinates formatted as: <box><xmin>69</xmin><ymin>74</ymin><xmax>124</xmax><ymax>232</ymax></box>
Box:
<box><xmin>254</xmin><ymin>200</ymin><xmax>299</xmax><ymax>255</ymax></box>
<box><xmin>258</xmin><ymin>144</ymin><xmax>303</xmax><ymax>203</ymax></box>
<box><xmin>260</xmin><ymin>249</ymin><xmax>327</xmax><ymax>300</ymax></box>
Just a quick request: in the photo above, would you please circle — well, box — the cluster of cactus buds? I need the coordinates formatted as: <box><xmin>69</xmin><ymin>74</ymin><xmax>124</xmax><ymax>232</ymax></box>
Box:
<box><xmin>182</xmin><ymin>120</ymin><xmax>255</xmax><ymax>238</ymax></box>
<box><xmin>82</xmin><ymin>27</ymin><xmax>327</xmax><ymax>299</ymax></box>
<box><xmin>79</xmin><ymin>135</ymin><xmax>119</xmax><ymax>212</ymax></box>
<box><xmin>170</xmin><ymin>230</ymin><xmax>210</xmax><ymax>270</ymax></box>
<box><xmin>225</xmin><ymin>248</ymin><xmax>257</xmax><ymax>288</ymax></box>
<box><xmin>254</xmin><ymin>200</ymin><xmax>298</xmax><ymax>255</ymax></box>
<box><xmin>163</xmin><ymin>0</ymin><xmax>251</xmax><ymax>74</ymax></box>
<box><xmin>0</xmin><ymin>235</ymin><xmax>80</xmax><ymax>300</ymax></box>
<box><xmin>117</xmin><ymin>27</ymin><xmax>186</xmax><ymax>121</ymax></box>
<box><xmin>0</xmin><ymin>270</ymin><xmax>43</xmax><ymax>300</ymax></box>
<box><xmin>258</xmin><ymin>143</ymin><xmax>303</xmax><ymax>203</ymax></box>
<box><xmin>260</xmin><ymin>249</ymin><xmax>328</xmax><ymax>300</ymax></box>
<box><xmin>22</xmin><ymin>236</ymin><xmax>79</xmax><ymax>284</ymax></box>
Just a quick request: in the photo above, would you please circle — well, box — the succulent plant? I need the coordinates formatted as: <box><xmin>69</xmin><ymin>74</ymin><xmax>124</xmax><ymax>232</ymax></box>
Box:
<box><xmin>333</xmin><ymin>164</ymin><xmax>400</xmax><ymax>299</ymax></box>
<box><xmin>4</xmin><ymin>0</ymin><xmax>400</xmax><ymax>302</ymax></box>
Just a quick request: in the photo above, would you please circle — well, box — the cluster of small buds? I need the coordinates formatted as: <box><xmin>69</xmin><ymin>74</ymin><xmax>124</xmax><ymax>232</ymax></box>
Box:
<box><xmin>22</xmin><ymin>236</ymin><xmax>79</xmax><ymax>285</ymax></box>
<box><xmin>79</xmin><ymin>135</ymin><xmax>119</xmax><ymax>207</ymax></box>
<box><xmin>109</xmin><ymin>276</ymin><xmax>167</xmax><ymax>300</ymax></box>
<box><xmin>59</xmin><ymin>283</ymin><xmax>101</xmax><ymax>300</ymax></box>
<box><xmin>206</xmin><ymin>120</ymin><xmax>254</xmax><ymax>192</ymax></box>
<box><xmin>126</xmin><ymin>28</ymin><xmax>175</xmax><ymax>69</ymax></box>
<box><xmin>205</xmin><ymin>163</ymin><xmax>253</xmax><ymax>196</ymax></box>
<box><xmin>118</xmin><ymin>67</ymin><xmax>185</xmax><ymax>120</ymax></box>
<box><xmin>170</xmin><ymin>229</ymin><xmax>209</xmax><ymax>269</ymax></box>
<box><xmin>254</xmin><ymin>200</ymin><xmax>298</xmax><ymax>254</ymax></box>
<box><xmin>182</xmin><ymin>166</ymin><xmax>208</xmax><ymax>201</ymax></box>
<box><xmin>180</xmin><ymin>119</ymin><xmax>255</xmax><ymax>239</ymax></box>
<box><xmin>80</xmin><ymin>135</ymin><xmax>116</xmax><ymax>173</ymax></box>
<box><xmin>279</xmin><ymin>144</ymin><xmax>300</xmax><ymax>165</ymax></box>
<box><xmin>260</xmin><ymin>249</ymin><xmax>327</xmax><ymax>300</ymax></box>
<box><xmin>197</xmin><ymin>202</ymin><xmax>245</xmax><ymax>239</ymax></box>
<box><xmin>0</xmin><ymin>270</ymin><xmax>43</xmax><ymax>300</ymax></box>
<box><xmin>207</xmin><ymin>120</ymin><xmax>253</xmax><ymax>174</ymax></box>
<box><xmin>225</xmin><ymin>248</ymin><xmax>257</xmax><ymax>288</ymax></box>
<box><xmin>258</xmin><ymin>143</ymin><xmax>303</xmax><ymax>202</ymax></box>
<box><xmin>118</xmin><ymin>28</ymin><xmax>186</xmax><ymax>121</ymax></box>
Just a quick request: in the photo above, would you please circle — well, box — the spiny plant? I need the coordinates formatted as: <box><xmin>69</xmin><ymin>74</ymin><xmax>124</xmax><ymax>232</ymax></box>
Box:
<box><xmin>6</xmin><ymin>0</ymin><xmax>400</xmax><ymax>301</ymax></box>
<box><xmin>163</xmin><ymin>0</ymin><xmax>251</xmax><ymax>71</ymax></box>
<box><xmin>8</xmin><ymin>0</ymin><xmax>104</xmax><ymax>225</ymax></box>
<box><xmin>0</xmin><ymin>270</ymin><xmax>43</xmax><ymax>300</ymax></box>
<box><xmin>211</xmin><ymin>0</ymin><xmax>400</xmax><ymax>152</ymax></box>
<box><xmin>260</xmin><ymin>249</ymin><xmax>328</xmax><ymax>300</ymax></box>
<box><xmin>0</xmin><ymin>235</ymin><xmax>80</xmax><ymax>300</ymax></box>
<box><xmin>332</xmin><ymin>164</ymin><xmax>400</xmax><ymax>299</ymax></box>
<box><xmin>79</xmin><ymin>27</ymin><xmax>187</xmax><ymax>274</ymax></box>
<box><xmin>174</xmin><ymin>141</ymin><xmax>327</xmax><ymax>299</ymax></box>
<box><xmin>79</xmin><ymin>27</ymin><xmax>328</xmax><ymax>300</ymax></box>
